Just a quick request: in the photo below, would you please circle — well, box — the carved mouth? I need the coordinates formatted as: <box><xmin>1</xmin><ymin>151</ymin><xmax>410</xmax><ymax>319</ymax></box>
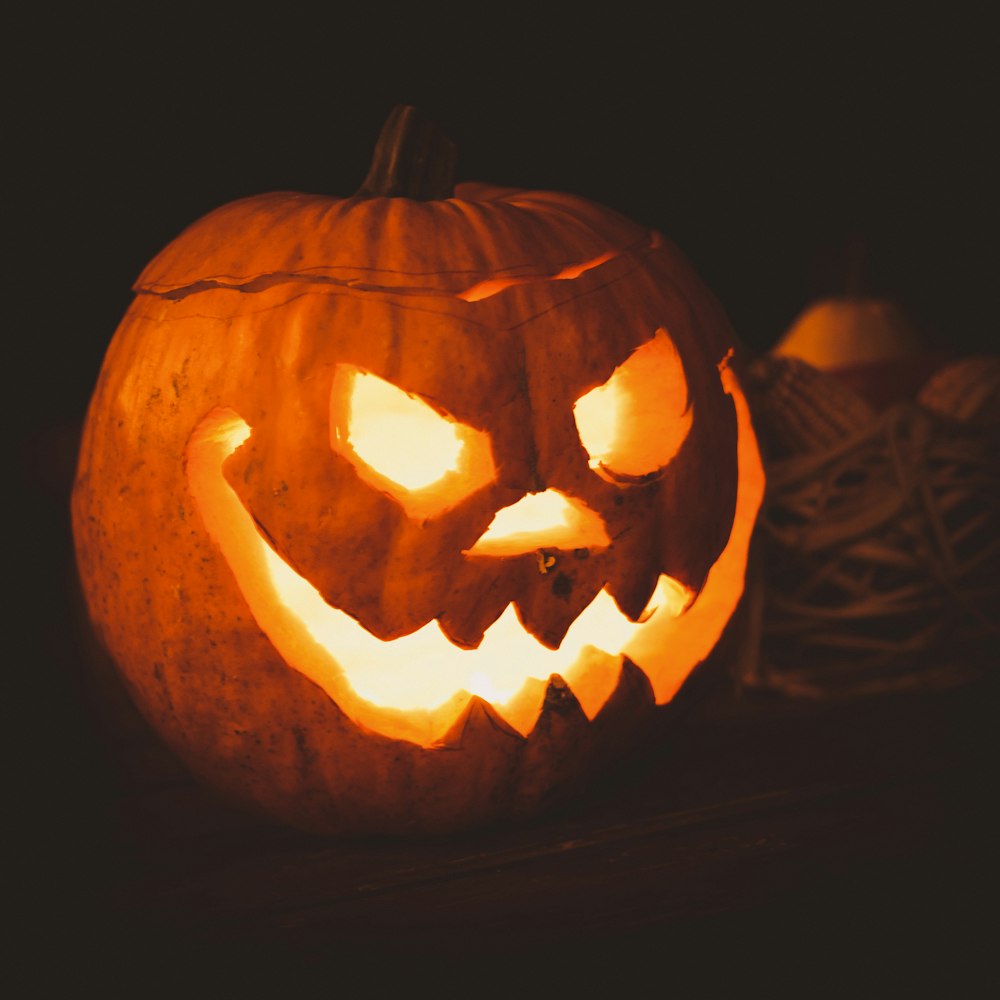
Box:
<box><xmin>185</xmin><ymin>365</ymin><xmax>763</xmax><ymax>747</ymax></box>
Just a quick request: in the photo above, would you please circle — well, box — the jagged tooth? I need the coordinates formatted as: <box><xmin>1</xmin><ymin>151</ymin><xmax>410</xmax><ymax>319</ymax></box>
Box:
<box><xmin>419</xmin><ymin>696</ymin><xmax>525</xmax><ymax>833</ymax></box>
<box><xmin>580</xmin><ymin>659</ymin><xmax>659</xmax><ymax>789</ymax></box>
<box><xmin>435</xmin><ymin>615</ymin><xmax>484</xmax><ymax>651</ymax></box>
<box><xmin>438</xmin><ymin>565</ymin><xmax>522</xmax><ymax>649</ymax></box>
<box><xmin>592</xmin><ymin>658</ymin><xmax>656</xmax><ymax>727</ymax></box>
<box><xmin>536</xmin><ymin>674</ymin><xmax>590</xmax><ymax>724</ymax></box>
<box><xmin>511</xmin><ymin>600</ymin><xmax>565</xmax><ymax>650</ymax></box>
<box><xmin>604</xmin><ymin>562</ymin><xmax>660</xmax><ymax>623</ymax></box>
<box><xmin>560</xmin><ymin>648</ymin><xmax>628</xmax><ymax>723</ymax></box>
<box><xmin>511</xmin><ymin>570</ymin><xmax>606</xmax><ymax>650</ymax></box>
<box><xmin>527</xmin><ymin>674</ymin><xmax>590</xmax><ymax>746</ymax></box>
<box><xmin>431</xmin><ymin>694</ymin><xmax>524</xmax><ymax>751</ymax></box>
<box><xmin>513</xmin><ymin>674</ymin><xmax>594</xmax><ymax>814</ymax></box>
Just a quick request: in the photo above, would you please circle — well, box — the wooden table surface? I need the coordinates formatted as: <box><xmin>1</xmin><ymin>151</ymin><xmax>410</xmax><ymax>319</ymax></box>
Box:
<box><xmin>25</xmin><ymin>598</ymin><xmax>997</xmax><ymax>990</ymax></box>
<box><xmin>15</xmin><ymin>421</ymin><xmax>997</xmax><ymax>991</ymax></box>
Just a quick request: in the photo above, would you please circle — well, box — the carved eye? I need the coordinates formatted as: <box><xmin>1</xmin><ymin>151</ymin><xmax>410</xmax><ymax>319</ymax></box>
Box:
<box><xmin>573</xmin><ymin>328</ymin><xmax>693</xmax><ymax>482</ymax></box>
<box><xmin>330</xmin><ymin>366</ymin><xmax>496</xmax><ymax>520</ymax></box>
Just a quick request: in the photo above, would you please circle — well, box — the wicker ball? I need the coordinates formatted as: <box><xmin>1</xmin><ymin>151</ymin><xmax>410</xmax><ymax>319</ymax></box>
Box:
<box><xmin>743</xmin><ymin>354</ymin><xmax>999</xmax><ymax>698</ymax></box>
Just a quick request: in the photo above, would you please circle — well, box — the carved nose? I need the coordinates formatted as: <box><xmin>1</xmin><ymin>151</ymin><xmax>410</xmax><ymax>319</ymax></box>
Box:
<box><xmin>465</xmin><ymin>489</ymin><xmax>610</xmax><ymax>557</ymax></box>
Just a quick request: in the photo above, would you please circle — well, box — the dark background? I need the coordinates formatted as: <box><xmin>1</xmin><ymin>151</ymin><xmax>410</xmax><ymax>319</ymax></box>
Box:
<box><xmin>16</xmin><ymin>12</ymin><xmax>995</xmax><ymax>441</ymax></box>
<box><xmin>13</xmin><ymin>10</ymin><xmax>996</xmax><ymax>988</ymax></box>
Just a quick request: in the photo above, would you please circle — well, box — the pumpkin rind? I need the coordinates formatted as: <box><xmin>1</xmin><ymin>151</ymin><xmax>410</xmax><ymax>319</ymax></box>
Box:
<box><xmin>73</xmin><ymin>182</ymin><xmax>763</xmax><ymax>835</ymax></box>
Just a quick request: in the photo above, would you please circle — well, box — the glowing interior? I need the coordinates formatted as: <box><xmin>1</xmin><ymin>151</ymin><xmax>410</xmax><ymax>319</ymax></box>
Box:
<box><xmin>465</xmin><ymin>489</ymin><xmax>610</xmax><ymax>556</ymax></box>
<box><xmin>187</xmin><ymin>407</ymin><xmax>695</xmax><ymax>742</ymax></box>
<box><xmin>347</xmin><ymin>371</ymin><xmax>462</xmax><ymax>489</ymax></box>
<box><xmin>574</xmin><ymin>328</ymin><xmax>693</xmax><ymax>478</ymax></box>
<box><xmin>330</xmin><ymin>366</ymin><xmax>496</xmax><ymax>520</ymax></box>
<box><xmin>185</xmin><ymin>350</ymin><xmax>765</xmax><ymax>748</ymax></box>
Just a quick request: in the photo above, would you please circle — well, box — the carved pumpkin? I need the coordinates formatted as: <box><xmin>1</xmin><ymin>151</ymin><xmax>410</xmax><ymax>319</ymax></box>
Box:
<box><xmin>73</xmin><ymin>109</ymin><xmax>764</xmax><ymax>834</ymax></box>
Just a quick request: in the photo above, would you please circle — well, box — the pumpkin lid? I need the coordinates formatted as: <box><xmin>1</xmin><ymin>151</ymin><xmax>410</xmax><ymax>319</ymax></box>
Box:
<box><xmin>133</xmin><ymin>185</ymin><xmax>652</xmax><ymax>300</ymax></box>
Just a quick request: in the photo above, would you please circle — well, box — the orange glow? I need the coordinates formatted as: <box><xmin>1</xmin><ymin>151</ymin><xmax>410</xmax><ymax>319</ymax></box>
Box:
<box><xmin>345</xmin><ymin>370</ymin><xmax>464</xmax><ymax>490</ymax></box>
<box><xmin>465</xmin><ymin>489</ymin><xmax>610</xmax><ymax>556</ymax></box>
<box><xmin>458</xmin><ymin>250</ymin><xmax>616</xmax><ymax>302</ymax></box>
<box><xmin>187</xmin><ymin>408</ymin><xmax>696</xmax><ymax>743</ymax></box>
<box><xmin>330</xmin><ymin>366</ymin><xmax>496</xmax><ymax>520</ymax></box>
<box><xmin>623</xmin><ymin>357</ymin><xmax>765</xmax><ymax>702</ymax></box>
<box><xmin>574</xmin><ymin>328</ymin><xmax>693</xmax><ymax>478</ymax></box>
<box><xmin>185</xmin><ymin>352</ymin><xmax>762</xmax><ymax>746</ymax></box>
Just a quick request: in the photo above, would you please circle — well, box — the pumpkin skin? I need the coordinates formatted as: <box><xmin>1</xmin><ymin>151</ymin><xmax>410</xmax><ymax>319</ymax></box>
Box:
<box><xmin>73</xmin><ymin>181</ymin><xmax>764</xmax><ymax>835</ymax></box>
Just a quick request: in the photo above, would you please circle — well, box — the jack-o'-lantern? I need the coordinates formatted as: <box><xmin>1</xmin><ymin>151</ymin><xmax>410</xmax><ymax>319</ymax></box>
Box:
<box><xmin>72</xmin><ymin>107</ymin><xmax>764</xmax><ymax>834</ymax></box>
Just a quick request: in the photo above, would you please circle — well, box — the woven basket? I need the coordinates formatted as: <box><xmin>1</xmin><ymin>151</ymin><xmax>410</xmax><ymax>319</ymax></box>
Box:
<box><xmin>741</xmin><ymin>355</ymin><xmax>1000</xmax><ymax>699</ymax></box>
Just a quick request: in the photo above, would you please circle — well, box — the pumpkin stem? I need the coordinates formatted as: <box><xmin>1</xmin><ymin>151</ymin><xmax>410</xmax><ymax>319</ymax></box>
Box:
<box><xmin>357</xmin><ymin>105</ymin><xmax>458</xmax><ymax>200</ymax></box>
<box><xmin>843</xmin><ymin>232</ymin><xmax>871</xmax><ymax>298</ymax></box>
